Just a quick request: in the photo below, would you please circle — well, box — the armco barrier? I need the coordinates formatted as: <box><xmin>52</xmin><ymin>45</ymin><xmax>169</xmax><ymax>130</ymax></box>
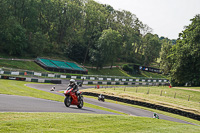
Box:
<box><xmin>0</xmin><ymin>76</ymin><xmax>61</xmax><ymax>84</ymax></box>
<box><xmin>82</xmin><ymin>92</ymin><xmax>200</xmax><ymax>121</ymax></box>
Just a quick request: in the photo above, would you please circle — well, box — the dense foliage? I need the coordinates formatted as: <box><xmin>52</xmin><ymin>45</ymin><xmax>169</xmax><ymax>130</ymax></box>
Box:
<box><xmin>160</xmin><ymin>14</ymin><xmax>200</xmax><ymax>86</ymax></box>
<box><xmin>0</xmin><ymin>0</ymin><xmax>162</xmax><ymax>68</ymax></box>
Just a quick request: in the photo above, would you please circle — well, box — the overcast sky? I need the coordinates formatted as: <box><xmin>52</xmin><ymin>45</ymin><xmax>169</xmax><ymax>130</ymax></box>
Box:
<box><xmin>94</xmin><ymin>0</ymin><xmax>200</xmax><ymax>39</ymax></box>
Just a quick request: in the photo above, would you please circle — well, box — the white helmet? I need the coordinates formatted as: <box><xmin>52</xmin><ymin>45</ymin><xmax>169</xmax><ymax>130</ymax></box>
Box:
<box><xmin>70</xmin><ymin>79</ymin><xmax>75</xmax><ymax>82</ymax></box>
<box><xmin>70</xmin><ymin>79</ymin><xmax>75</xmax><ymax>85</ymax></box>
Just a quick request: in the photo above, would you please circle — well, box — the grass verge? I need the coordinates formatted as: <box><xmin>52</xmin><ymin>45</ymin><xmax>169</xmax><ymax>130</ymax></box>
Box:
<box><xmin>0</xmin><ymin>112</ymin><xmax>200</xmax><ymax>133</ymax></box>
<box><xmin>81</xmin><ymin>87</ymin><xmax>200</xmax><ymax>115</ymax></box>
<box><xmin>0</xmin><ymin>79</ymin><xmax>124</xmax><ymax>115</ymax></box>
<box><xmin>84</xmin><ymin>95</ymin><xmax>200</xmax><ymax>126</ymax></box>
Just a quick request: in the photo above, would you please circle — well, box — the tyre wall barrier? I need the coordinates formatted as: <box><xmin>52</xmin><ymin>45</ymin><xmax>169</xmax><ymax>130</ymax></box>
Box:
<box><xmin>0</xmin><ymin>70</ymin><xmax>169</xmax><ymax>84</ymax></box>
<box><xmin>77</xmin><ymin>81</ymin><xmax>168</xmax><ymax>86</ymax></box>
<box><xmin>0</xmin><ymin>75</ymin><xmax>62</xmax><ymax>84</ymax></box>
<box><xmin>82</xmin><ymin>92</ymin><xmax>200</xmax><ymax>121</ymax></box>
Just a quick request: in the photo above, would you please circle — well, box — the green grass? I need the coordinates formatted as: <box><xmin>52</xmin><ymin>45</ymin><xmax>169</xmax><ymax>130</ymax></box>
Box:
<box><xmin>84</xmin><ymin>95</ymin><xmax>200</xmax><ymax>126</ymax></box>
<box><xmin>0</xmin><ymin>59</ymin><xmax>169</xmax><ymax>78</ymax></box>
<box><xmin>0</xmin><ymin>112</ymin><xmax>199</xmax><ymax>133</ymax></box>
<box><xmin>139</xmin><ymin>71</ymin><xmax>168</xmax><ymax>78</ymax></box>
<box><xmin>0</xmin><ymin>79</ymin><xmax>124</xmax><ymax>115</ymax></box>
<box><xmin>87</xmin><ymin>67</ymin><xmax>128</xmax><ymax>76</ymax></box>
<box><xmin>82</xmin><ymin>86</ymin><xmax>200</xmax><ymax>115</ymax></box>
<box><xmin>0</xmin><ymin>80</ymin><xmax>62</xmax><ymax>101</ymax></box>
<box><xmin>0</xmin><ymin>59</ymin><xmax>47</xmax><ymax>72</ymax></box>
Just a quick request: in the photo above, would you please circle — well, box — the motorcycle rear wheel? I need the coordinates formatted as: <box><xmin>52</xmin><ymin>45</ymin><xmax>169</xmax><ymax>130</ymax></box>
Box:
<box><xmin>64</xmin><ymin>96</ymin><xmax>71</xmax><ymax>107</ymax></box>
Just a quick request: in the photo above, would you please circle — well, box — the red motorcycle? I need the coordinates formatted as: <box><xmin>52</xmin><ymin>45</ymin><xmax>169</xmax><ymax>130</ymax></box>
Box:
<box><xmin>64</xmin><ymin>87</ymin><xmax>83</xmax><ymax>108</ymax></box>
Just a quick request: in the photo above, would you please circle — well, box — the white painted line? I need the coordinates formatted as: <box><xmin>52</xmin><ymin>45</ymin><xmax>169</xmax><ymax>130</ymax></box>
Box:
<box><xmin>122</xmin><ymin>79</ymin><xmax>126</xmax><ymax>81</ymax></box>
<box><xmin>115</xmin><ymin>79</ymin><xmax>119</xmax><ymax>81</ymax></box>
<box><xmin>81</xmin><ymin>77</ymin><xmax>86</xmax><ymax>79</ymax></box>
<box><xmin>129</xmin><ymin>79</ymin><xmax>133</xmax><ymax>82</ymax></box>
<box><xmin>102</xmin><ymin>82</ymin><xmax>107</xmax><ymax>85</ymax></box>
<box><xmin>0</xmin><ymin>71</ymin><xmax>4</xmax><ymax>74</ymax></box>
<box><xmin>90</xmin><ymin>77</ymin><xmax>95</xmax><ymax>80</ymax></box>
<box><xmin>107</xmin><ymin>78</ymin><xmax>111</xmax><ymax>81</ymax></box>
<box><xmin>99</xmin><ymin>78</ymin><xmax>103</xmax><ymax>80</ymax></box>
<box><xmin>38</xmin><ymin>79</ymin><xmax>45</xmax><ymax>83</ymax></box>
<box><xmin>34</xmin><ymin>72</ymin><xmax>42</xmax><ymax>76</ymax></box>
<box><xmin>60</xmin><ymin>75</ymin><xmax>66</xmax><ymax>78</ymax></box>
<box><xmin>71</xmin><ymin>76</ymin><xmax>77</xmax><ymax>79</ymax></box>
<box><xmin>26</xmin><ymin>78</ymin><xmax>31</xmax><ymax>82</ymax></box>
<box><xmin>83</xmin><ymin>82</ymin><xmax>88</xmax><ymax>85</ymax></box>
<box><xmin>48</xmin><ymin>74</ymin><xmax>55</xmax><ymax>78</ymax></box>
<box><xmin>11</xmin><ymin>72</ymin><xmax>19</xmax><ymax>75</ymax></box>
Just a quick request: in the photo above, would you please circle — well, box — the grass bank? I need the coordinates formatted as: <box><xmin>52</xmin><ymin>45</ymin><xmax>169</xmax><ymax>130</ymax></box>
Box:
<box><xmin>0</xmin><ymin>112</ymin><xmax>199</xmax><ymax>133</ymax></box>
<box><xmin>0</xmin><ymin>59</ymin><xmax>47</xmax><ymax>72</ymax></box>
<box><xmin>82</xmin><ymin>86</ymin><xmax>200</xmax><ymax>115</ymax></box>
<box><xmin>0</xmin><ymin>59</ymin><xmax>168</xmax><ymax>78</ymax></box>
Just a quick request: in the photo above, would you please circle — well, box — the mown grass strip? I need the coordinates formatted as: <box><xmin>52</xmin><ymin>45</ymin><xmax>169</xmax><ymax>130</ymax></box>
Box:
<box><xmin>0</xmin><ymin>112</ymin><xmax>199</xmax><ymax>133</ymax></box>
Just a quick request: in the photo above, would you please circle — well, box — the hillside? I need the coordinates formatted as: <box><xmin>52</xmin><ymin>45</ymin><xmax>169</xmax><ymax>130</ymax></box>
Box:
<box><xmin>0</xmin><ymin>58</ymin><xmax>167</xmax><ymax>79</ymax></box>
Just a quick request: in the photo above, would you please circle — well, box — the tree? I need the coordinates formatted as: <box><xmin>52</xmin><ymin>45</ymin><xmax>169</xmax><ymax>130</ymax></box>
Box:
<box><xmin>83</xmin><ymin>0</ymin><xmax>110</xmax><ymax>64</ymax></box>
<box><xmin>90</xmin><ymin>28</ymin><xmax>122</xmax><ymax>69</ymax></box>
<box><xmin>28</xmin><ymin>31</ymin><xmax>51</xmax><ymax>56</ymax></box>
<box><xmin>160</xmin><ymin>39</ymin><xmax>173</xmax><ymax>74</ymax></box>
<box><xmin>2</xmin><ymin>17</ymin><xmax>28</xmax><ymax>56</ymax></box>
<box><xmin>167</xmin><ymin>14</ymin><xmax>200</xmax><ymax>86</ymax></box>
<box><xmin>142</xmin><ymin>33</ymin><xmax>161</xmax><ymax>66</ymax></box>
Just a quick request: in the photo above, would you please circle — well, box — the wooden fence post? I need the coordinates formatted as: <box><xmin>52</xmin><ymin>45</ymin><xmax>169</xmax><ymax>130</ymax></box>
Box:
<box><xmin>188</xmin><ymin>95</ymin><xmax>190</xmax><ymax>101</ymax></box>
<box><xmin>147</xmin><ymin>88</ymin><xmax>150</xmax><ymax>94</ymax></box>
<box><xmin>174</xmin><ymin>92</ymin><xmax>176</xmax><ymax>98</ymax></box>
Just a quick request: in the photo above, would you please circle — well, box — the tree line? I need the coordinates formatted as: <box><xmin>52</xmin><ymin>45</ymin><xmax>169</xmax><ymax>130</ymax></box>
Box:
<box><xmin>1</xmin><ymin>0</ymin><xmax>199</xmax><ymax>86</ymax></box>
<box><xmin>160</xmin><ymin>14</ymin><xmax>200</xmax><ymax>86</ymax></box>
<box><xmin>0</xmin><ymin>0</ymin><xmax>166</xmax><ymax>68</ymax></box>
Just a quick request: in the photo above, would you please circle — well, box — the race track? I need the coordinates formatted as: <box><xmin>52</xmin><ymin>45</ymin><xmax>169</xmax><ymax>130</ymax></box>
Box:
<box><xmin>26</xmin><ymin>84</ymin><xmax>194</xmax><ymax>125</ymax></box>
<box><xmin>0</xmin><ymin>82</ymin><xmax>195</xmax><ymax>125</ymax></box>
<box><xmin>0</xmin><ymin>94</ymin><xmax>117</xmax><ymax>115</ymax></box>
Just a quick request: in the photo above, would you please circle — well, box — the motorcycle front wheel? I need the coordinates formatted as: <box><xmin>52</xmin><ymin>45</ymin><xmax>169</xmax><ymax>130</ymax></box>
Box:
<box><xmin>77</xmin><ymin>97</ymin><xmax>83</xmax><ymax>109</ymax></box>
<box><xmin>64</xmin><ymin>96</ymin><xmax>71</xmax><ymax>107</ymax></box>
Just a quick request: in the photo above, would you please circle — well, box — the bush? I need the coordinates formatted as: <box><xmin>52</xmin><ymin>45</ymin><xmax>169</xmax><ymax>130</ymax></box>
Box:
<box><xmin>122</xmin><ymin>64</ymin><xmax>133</xmax><ymax>73</ymax></box>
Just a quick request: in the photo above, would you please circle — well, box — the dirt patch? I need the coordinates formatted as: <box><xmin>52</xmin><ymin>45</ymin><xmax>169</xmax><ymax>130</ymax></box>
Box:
<box><xmin>173</xmin><ymin>87</ymin><xmax>200</xmax><ymax>92</ymax></box>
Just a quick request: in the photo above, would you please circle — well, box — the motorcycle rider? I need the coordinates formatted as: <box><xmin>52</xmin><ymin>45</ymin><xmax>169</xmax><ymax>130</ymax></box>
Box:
<box><xmin>68</xmin><ymin>79</ymin><xmax>81</xmax><ymax>101</ymax></box>
<box><xmin>153</xmin><ymin>113</ymin><xmax>159</xmax><ymax>119</ymax></box>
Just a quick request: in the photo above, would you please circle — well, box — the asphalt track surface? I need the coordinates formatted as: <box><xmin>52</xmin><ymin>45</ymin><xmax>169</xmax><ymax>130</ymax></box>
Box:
<box><xmin>0</xmin><ymin>94</ymin><xmax>116</xmax><ymax>114</ymax></box>
<box><xmin>0</xmin><ymin>82</ymin><xmax>195</xmax><ymax>125</ymax></box>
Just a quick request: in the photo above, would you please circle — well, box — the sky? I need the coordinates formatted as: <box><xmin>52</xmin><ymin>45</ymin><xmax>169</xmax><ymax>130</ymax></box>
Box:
<box><xmin>94</xmin><ymin>0</ymin><xmax>200</xmax><ymax>39</ymax></box>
